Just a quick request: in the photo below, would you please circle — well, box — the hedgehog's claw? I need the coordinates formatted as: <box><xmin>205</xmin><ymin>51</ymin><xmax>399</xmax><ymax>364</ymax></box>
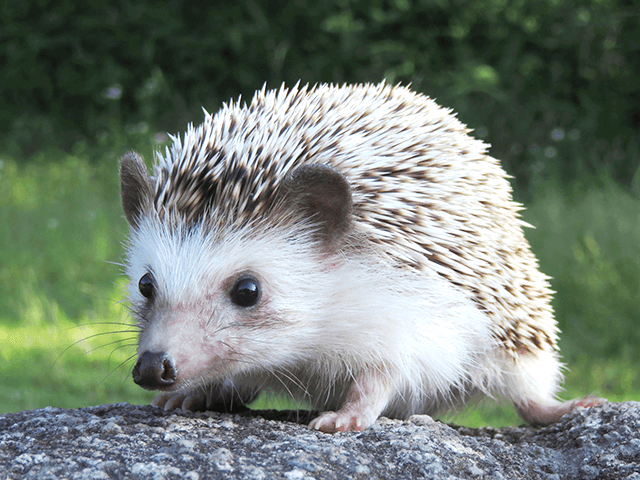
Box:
<box><xmin>309</xmin><ymin>411</ymin><xmax>368</xmax><ymax>433</ymax></box>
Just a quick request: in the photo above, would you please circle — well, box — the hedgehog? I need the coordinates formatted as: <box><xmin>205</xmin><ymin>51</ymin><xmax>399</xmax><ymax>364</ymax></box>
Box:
<box><xmin>120</xmin><ymin>82</ymin><xmax>605</xmax><ymax>432</ymax></box>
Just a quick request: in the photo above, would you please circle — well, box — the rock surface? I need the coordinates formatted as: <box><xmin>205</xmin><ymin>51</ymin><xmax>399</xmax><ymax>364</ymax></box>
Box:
<box><xmin>0</xmin><ymin>402</ymin><xmax>639</xmax><ymax>479</ymax></box>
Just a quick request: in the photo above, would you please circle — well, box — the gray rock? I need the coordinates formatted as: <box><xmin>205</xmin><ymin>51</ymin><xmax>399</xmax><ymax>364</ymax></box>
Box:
<box><xmin>0</xmin><ymin>402</ymin><xmax>638</xmax><ymax>479</ymax></box>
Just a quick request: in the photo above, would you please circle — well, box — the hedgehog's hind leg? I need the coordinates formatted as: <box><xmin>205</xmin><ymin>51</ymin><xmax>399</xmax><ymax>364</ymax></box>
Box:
<box><xmin>514</xmin><ymin>396</ymin><xmax>607</xmax><ymax>425</ymax></box>
<box><xmin>503</xmin><ymin>348</ymin><xmax>607</xmax><ymax>425</ymax></box>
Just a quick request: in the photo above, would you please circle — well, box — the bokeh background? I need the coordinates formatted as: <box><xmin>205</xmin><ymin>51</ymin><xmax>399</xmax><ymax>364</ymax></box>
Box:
<box><xmin>1</xmin><ymin>0</ymin><xmax>638</xmax><ymax>426</ymax></box>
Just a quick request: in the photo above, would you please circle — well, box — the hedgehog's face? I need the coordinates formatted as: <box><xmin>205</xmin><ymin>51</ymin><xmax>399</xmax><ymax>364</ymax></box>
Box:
<box><xmin>125</xmin><ymin>219</ymin><xmax>325</xmax><ymax>392</ymax></box>
<box><xmin>119</xmin><ymin>151</ymin><xmax>355</xmax><ymax>393</ymax></box>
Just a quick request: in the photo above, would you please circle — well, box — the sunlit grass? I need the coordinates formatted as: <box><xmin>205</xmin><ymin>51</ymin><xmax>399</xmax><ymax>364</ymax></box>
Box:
<box><xmin>0</xmin><ymin>286</ymin><xmax>155</xmax><ymax>413</ymax></box>
<box><xmin>522</xmin><ymin>180</ymin><xmax>640</xmax><ymax>363</ymax></box>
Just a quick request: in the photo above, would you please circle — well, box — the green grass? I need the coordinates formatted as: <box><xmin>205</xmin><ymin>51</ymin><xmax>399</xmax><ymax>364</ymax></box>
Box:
<box><xmin>0</xmin><ymin>149</ymin><xmax>155</xmax><ymax>412</ymax></box>
<box><xmin>1</xmin><ymin>150</ymin><xmax>639</xmax><ymax>427</ymax></box>
<box><xmin>523</xmin><ymin>181</ymin><xmax>640</xmax><ymax>363</ymax></box>
<box><xmin>0</xmin><ymin>290</ymin><xmax>156</xmax><ymax>412</ymax></box>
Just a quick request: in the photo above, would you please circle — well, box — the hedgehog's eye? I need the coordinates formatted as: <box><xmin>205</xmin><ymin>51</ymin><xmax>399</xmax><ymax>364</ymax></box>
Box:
<box><xmin>230</xmin><ymin>276</ymin><xmax>260</xmax><ymax>307</ymax></box>
<box><xmin>138</xmin><ymin>273</ymin><xmax>155</xmax><ymax>300</ymax></box>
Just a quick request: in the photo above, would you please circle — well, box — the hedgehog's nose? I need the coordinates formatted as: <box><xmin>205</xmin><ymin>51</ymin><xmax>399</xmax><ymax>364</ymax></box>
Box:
<box><xmin>132</xmin><ymin>351</ymin><xmax>177</xmax><ymax>389</ymax></box>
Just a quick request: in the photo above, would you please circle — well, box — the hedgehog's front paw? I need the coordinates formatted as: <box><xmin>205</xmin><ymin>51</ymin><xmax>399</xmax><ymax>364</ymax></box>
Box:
<box><xmin>150</xmin><ymin>391</ymin><xmax>207</xmax><ymax>411</ymax></box>
<box><xmin>309</xmin><ymin>410</ymin><xmax>375</xmax><ymax>433</ymax></box>
<box><xmin>310</xmin><ymin>366</ymin><xmax>396</xmax><ymax>433</ymax></box>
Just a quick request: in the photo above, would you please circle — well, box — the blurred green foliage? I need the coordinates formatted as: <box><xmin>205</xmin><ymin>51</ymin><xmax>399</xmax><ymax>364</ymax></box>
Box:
<box><xmin>1</xmin><ymin>0</ymin><xmax>638</xmax><ymax>192</ymax></box>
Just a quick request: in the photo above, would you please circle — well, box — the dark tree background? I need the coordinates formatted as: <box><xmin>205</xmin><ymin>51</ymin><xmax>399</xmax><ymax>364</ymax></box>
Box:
<box><xmin>1</xmin><ymin>0</ymin><xmax>638</xmax><ymax>192</ymax></box>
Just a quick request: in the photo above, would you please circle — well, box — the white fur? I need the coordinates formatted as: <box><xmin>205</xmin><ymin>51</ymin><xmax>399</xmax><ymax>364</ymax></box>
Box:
<box><xmin>500</xmin><ymin>347</ymin><xmax>564</xmax><ymax>406</ymax></box>
<box><xmin>126</xmin><ymin>214</ymin><xmax>507</xmax><ymax>417</ymax></box>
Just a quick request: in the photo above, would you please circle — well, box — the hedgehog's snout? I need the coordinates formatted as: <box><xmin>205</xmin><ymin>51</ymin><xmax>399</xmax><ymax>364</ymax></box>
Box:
<box><xmin>132</xmin><ymin>351</ymin><xmax>177</xmax><ymax>390</ymax></box>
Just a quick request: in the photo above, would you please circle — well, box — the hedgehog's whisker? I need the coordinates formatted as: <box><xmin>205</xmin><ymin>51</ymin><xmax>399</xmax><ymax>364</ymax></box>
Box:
<box><xmin>107</xmin><ymin>341</ymin><xmax>139</xmax><ymax>366</ymax></box>
<box><xmin>96</xmin><ymin>353</ymin><xmax>139</xmax><ymax>388</ymax></box>
<box><xmin>54</xmin><ymin>329</ymin><xmax>139</xmax><ymax>367</ymax></box>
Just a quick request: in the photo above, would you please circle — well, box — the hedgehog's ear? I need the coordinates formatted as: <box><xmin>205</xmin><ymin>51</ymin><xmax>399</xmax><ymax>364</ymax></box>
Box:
<box><xmin>281</xmin><ymin>164</ymin><xmax>352</xmax><ymax>246</ymax></box>
<box><xmin>120</xmin><ymin>151</ymin><xmax>154</xmax><ymax>229</ymax></box>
